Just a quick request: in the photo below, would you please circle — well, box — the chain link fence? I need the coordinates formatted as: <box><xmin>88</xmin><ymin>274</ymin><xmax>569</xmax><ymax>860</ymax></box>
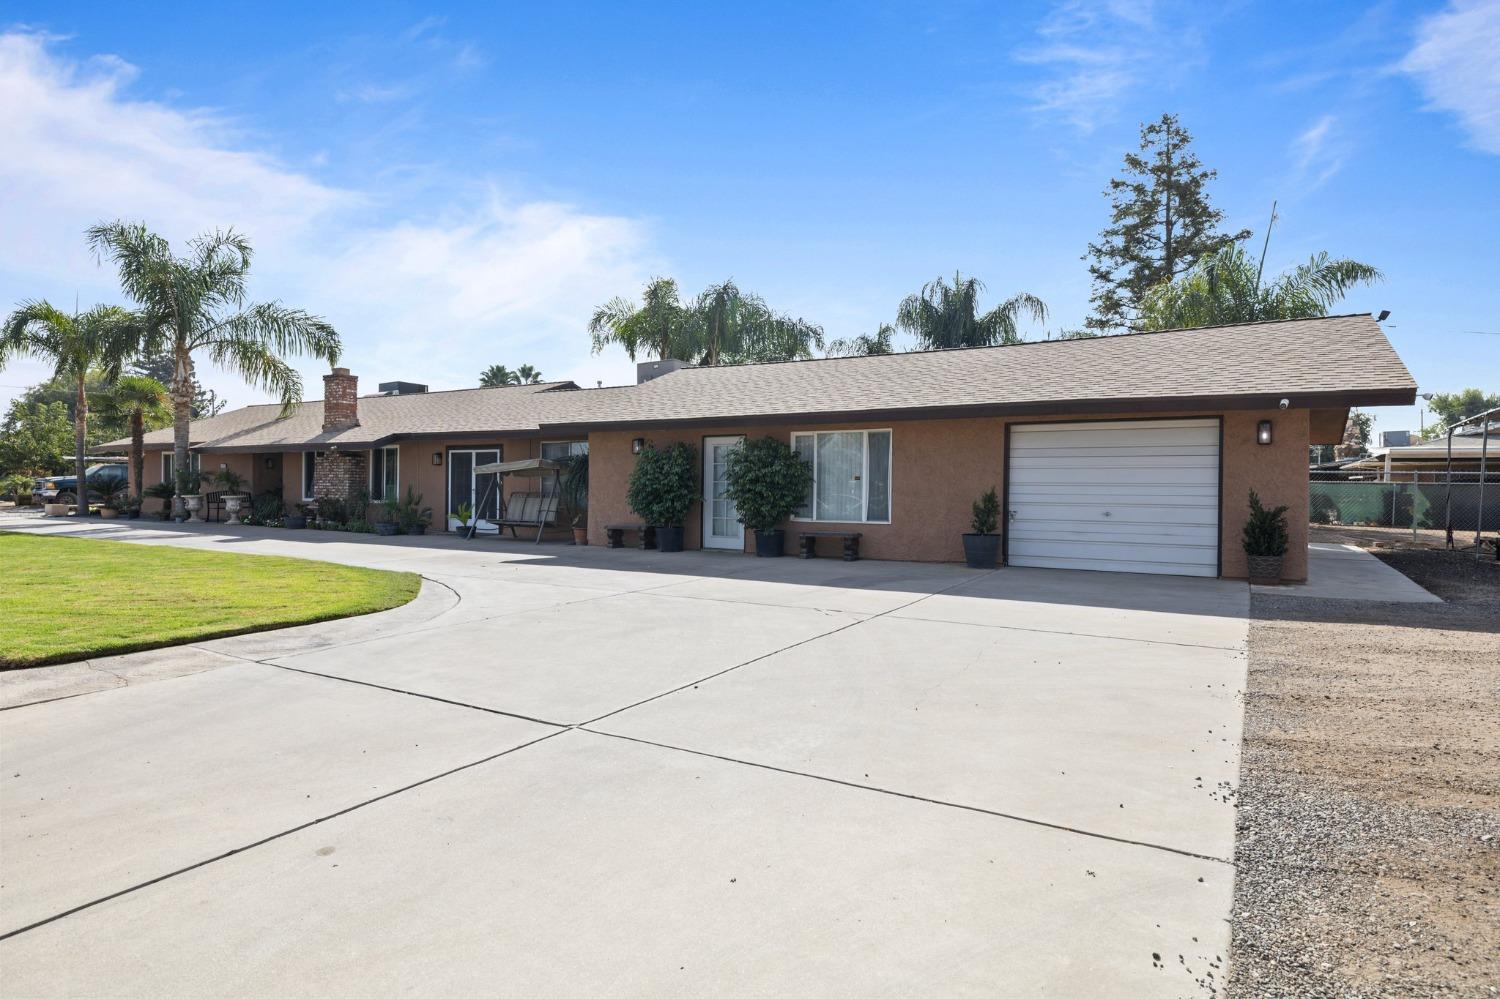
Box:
<box><xmin>1310</xmin><ymin>471</ymin><xmax>1498</xmax><ymax>535</ymax></box>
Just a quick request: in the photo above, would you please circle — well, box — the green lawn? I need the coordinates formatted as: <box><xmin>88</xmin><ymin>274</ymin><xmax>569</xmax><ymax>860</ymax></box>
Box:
<box><xmin>0</xmin><ymin>533</ymin><xmax>421</xmax><ymax>669</ymax></box>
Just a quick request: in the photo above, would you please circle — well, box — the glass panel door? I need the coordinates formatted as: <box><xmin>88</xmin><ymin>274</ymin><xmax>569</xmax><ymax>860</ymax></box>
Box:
<box><xmin>448</xmin><ymin>449</ymin><xmax>502</xmax><ymax>532</ymax></box>
<box><xmin>702</xmin><ymin>436</ymin><xmax>744</xmax><ymax>550</ymax></box>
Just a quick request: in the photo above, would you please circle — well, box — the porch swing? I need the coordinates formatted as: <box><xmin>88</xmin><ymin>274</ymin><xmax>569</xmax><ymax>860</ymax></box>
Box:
<box><xmin>463</xmin><ymin>457</ymin><xmax>565</xmax><ymax>543</ymax></box>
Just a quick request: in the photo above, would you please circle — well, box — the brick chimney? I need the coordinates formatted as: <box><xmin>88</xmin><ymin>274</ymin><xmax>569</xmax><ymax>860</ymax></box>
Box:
<box><xmin>322</xmin><ymin>367</ymin><xmax>359</xmax><ymax>430</ymax></box>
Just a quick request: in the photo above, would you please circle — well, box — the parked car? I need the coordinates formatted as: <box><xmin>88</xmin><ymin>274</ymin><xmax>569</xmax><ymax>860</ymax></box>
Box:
<box><xmin>32</xmin><ymin>464</ymin><xmax>129</xmax><ymax>506</ymax></box>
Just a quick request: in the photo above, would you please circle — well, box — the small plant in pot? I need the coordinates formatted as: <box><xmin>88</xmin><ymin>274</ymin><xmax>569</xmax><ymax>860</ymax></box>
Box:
<box><xmin>95</xmin><ymin>477</ymin><xmax>128</xmax><ymax>519</ymax></box>
<box><xmin>626</xmin><ymin>441</ymin><xmax>695</xmax><ymax>552</ymax></box>
<box><xmin>1242</xmin><ymin>489</ymin><xmax>1289</xmax><ymax>583</ymax></box>
<box><xmin>374</xmin><ymin>496</ymin><xmax>401</xmax><ymax>536</ymax></box>
<box><xmin>561</xmin><ymin>452</ymin><xmax>590</xmax><ymax>545</ymax></box>
<box><xmin>213</xmin><ymin>468</ymin><xmax>249</xmax><ymax>525</ymax></box>
<box><xmin>143</xmin><ymin>481</ymin><xmax>175</xmax><ymax>519</ymax></box>
<box><xmin>177</xmin><ymin>469</ymin><xmax>208</xmax><ymax>522</ymax></box>
<box><xmin>723</xmin><ymin>436</ymin><xmax>813</xmax><ymax>557</ymax></box>
<box><xmin>283</xmin><ymin>502</ymin><xmax>310</xmax><ymax>530</ymax></box>
<box><xmin>394</xmin><ymin>487</ymin><xmax>432</xmax><ymax>536</ymax></box>
<box><xmin>962</xmin><ymin>487</ymin><xmax>1002</xmax><ymax>568</ymax></box>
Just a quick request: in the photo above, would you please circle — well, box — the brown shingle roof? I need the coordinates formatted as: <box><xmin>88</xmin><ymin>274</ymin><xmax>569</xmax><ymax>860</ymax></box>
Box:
<box><xmin>103</xmin><ymin>314</ymin><xmax>1414</xmax><ymax>450</ymax></box>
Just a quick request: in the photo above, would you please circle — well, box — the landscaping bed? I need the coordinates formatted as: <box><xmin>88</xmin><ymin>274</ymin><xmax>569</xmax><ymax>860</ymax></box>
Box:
<box><xmin>0</xmin><ymin>533</ymin><xmax>421</xmax><ymax>668</ymax></box>
<box><xmin>1229</xmin><ymin>561</ymin><xmax>1499</xmax><ymax>996</ymax></box>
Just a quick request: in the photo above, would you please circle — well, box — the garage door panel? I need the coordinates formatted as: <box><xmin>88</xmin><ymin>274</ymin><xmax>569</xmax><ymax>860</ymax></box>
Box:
<box><xmin>1007</xmin><ymin>419</ymin><xmax>1220</xmax><ymax>577</ymax></box>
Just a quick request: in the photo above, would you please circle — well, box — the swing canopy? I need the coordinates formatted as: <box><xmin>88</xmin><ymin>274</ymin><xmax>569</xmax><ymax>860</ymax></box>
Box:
<box><xmin>473</xmin><ymin>457</ymin><xmax>567</xmax><ymax>476</ymax></box>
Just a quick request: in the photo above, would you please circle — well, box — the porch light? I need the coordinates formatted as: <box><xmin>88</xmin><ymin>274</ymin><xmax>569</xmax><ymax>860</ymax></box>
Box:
<box><xmin>432</xmin><ymin>452</ymin><xmax>443</xmax><ymax>466</ymax></box>
<box><xmin>1257</xmin><ymin>420</ymin><xmax>1273</xmax><ymax>445</ymax></box>
<box><xmin>218</xmin><ymin>461</ymin><xmax>228</xmax><ymax>470</ymax></box>
<box><xmin>631</xmin><ymin>437</ymin><xmax>646</xmax><ymax>455</ymax></box>
<box><xmin>264</xmin><ymin>458</ymin><xmax>275</xmax><ymax>469</ymax></box>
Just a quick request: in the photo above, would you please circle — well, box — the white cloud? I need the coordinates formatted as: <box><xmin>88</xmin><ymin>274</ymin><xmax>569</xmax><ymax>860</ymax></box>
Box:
<box><xmin>1400</xmin><ymin>0</ymin><xmax>1500</xmax><ymax>154</ymax></box>
<box><xmin>1289</xmin><ymin>114</ymin><xmax>1347</xmax><ymax>190</ymax></box>
<box><xmin>1015</xmin><ymin>0</ymin><xmax>1203</xmax><ymax>132</ymax></box>
<box><xmin>0</xmin><ymin>31</ymin><xmax>657</xmax><ymax>408</ymax></box>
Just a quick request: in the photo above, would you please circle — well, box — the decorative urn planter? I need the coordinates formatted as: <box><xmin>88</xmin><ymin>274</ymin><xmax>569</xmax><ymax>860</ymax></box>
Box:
<box><xmin>753</xmin><ymin>529</ymin><xmax>784</xmax><ymax>557</ymax></box>
<box><xmin>43</xmin><ymin>502</ymin><xmax>71</xmax><ymax>517</ymax></box>
<box><xmin>182</xmin><ymin>494</ymin><xmax>204</xmax><ymax>523</ymax></box>
<box><xmin>222</xmin><ymin>494</ymin><xmax>248</xmax><ymax>526</ymax></box>
<box><xmin>1247</xmin><ymin>554</ymin><xmax>1283</xmax><ymax>584</ymax></box>
<box><xmin>962</xmin><ymin>533</ymin><xmax>1001</xmax><ymax>569</ymax></box>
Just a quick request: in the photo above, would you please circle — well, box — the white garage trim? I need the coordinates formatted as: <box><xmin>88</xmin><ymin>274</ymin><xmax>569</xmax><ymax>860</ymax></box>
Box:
<box><xmin>1004</xmin><ymin>418</ymin><xmax>1222</xmax><ymax>577</ymax></box>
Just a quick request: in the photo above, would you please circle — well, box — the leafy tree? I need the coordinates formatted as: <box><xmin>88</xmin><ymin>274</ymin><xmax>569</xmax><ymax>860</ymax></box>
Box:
<box><xmin>97</xmin><ymin>374</ymin><xmax>171</xmax><ymax>498</ymax></box>
<box><xmin>88</xmin><ymin>222</ymin><xmax>341</xmax><ymax>517</ymax></box>
<box><xmin>479</xmin><ymin>364</ymin><xmax>516</xmax><ymax>387</ymax></box>
<box><xmin>827</xmin><ymin>323</ymin><xmax>896</xmax><ymax>357</ymax></box>
<box><xmin>589</xmin><ymin>277</ymin><xmax>694</xmax><ymax>362</ymax></box>
<box><xmin>626</xmin><ymin>441</ymin><xmax>696</xmax><ymax>528</ymax></box>
<box><xmin>18</xmin><ymin>370</ymin><xmax>132</xmax><ymax>447</ymax></box>
<box><xmin>723</xmin><ymin>436</ymin><xmax>814</xmax><ymax>535</ymax></box>
<box><xmin>1427</xmin><ymin>388</ymin><xmax>1500</xmax><ymax>429</ymax></box>
<box><xmin>1</xmin><ymin>302</ymin><xmax>141</xmax><ymax>512</ymax></box>
<box><xmin>1346</xmin><ymin>410</ymin><xmax>1374</xmax><ymax>453</ymax></box>
<box><xmin>1086</xmin><ymin>113</ymin><xmax>1250</xmax><ymax>332</ymax></box>
<box><xmin>689</xmin><ymin>280</ymin><xmax>823</xmax><ymax>365</ymax></box>
<box><xmin>131</xmin><ymin>352</ymin><xmax>227</xmax><ymax>418</ymax></box>
<box><xmin>1136</xmin><ymin>244</ymin><xmax>1382</xmax><ymax>330</ymax></box>
<box><xmin>0</xmin><ymin>399</ymin><xmax>73</xmax><ymax>476</ymax></box>
<box><xmin>896</xmin><ymin>273</ymin><xmax>1047</xmax><ymax>349</ymax></box>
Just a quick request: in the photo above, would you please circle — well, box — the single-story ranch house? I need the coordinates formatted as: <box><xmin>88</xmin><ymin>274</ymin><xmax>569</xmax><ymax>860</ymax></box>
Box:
<box><xmin>104</xmin><ymin>314</ymin><xmax>1415</xmax><ymax>581</ymax></box>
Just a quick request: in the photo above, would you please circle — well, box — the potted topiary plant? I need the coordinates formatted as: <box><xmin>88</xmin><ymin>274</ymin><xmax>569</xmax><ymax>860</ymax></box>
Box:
<box><xmin>214</xmin><ymin>468</ymin><xmax>249</xmax><ymax>525</ymax></box>
<box><xmin>962</xmin><ymin>487</ymin><xmax>1002</xmax><ymax>568</ymax></box>
<box><xmin>561</xmin><ymin>452</ymin><xmax>590</xmax><ymax>545</ymax></box>
<box><xmin>626</xmin><ymin>442</ymin><xmax>695</xmax><ymax>552</ymax></box>
<box><xmin>1242</xmin><ymin>489</ymin><xmax>1289</xmax><ymax>583</ymax></box>
<box><xmin>723</xmin><ymin>436</ymin><xmax>813</xmax><ymax>557</ymax></box>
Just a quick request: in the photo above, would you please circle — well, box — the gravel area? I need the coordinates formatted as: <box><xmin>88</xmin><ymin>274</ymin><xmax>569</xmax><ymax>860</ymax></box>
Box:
<box><xmin>1228</xmin><ymin>550</ymin><xmax>1499</xmax><ymax>998</ymax></box>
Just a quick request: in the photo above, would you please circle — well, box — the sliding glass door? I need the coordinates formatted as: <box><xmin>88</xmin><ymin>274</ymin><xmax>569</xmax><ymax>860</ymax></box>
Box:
<box><xmin>448</xmin><ymin>448</ymin><xmax>501</xmax><ymax>532</ymax></box>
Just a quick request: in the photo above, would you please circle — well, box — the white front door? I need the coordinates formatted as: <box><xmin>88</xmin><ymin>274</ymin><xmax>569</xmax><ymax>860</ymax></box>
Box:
<box><xmin>1007</xmin><ymin>419</ymin><xmax>1221</xmax><ymax>577</ymax></box>
<box><xmin>702</xmin><ymin>435</ymin><xmax>745</xmax><ymax>550</ymax></box>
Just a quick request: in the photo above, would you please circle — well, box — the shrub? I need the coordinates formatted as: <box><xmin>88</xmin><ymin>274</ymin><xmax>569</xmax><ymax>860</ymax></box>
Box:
<box><xmin>723</xmin><ymin>436</ymin><xmax>812</xmax><ymax>534</ymax></box>
<box><xmin>1309</xmin><ymin>492</ymin><xmax>1338</xmax><ymax>525</ymax></box>
<box><xmin>626</xmin><ymin>442</ymin><xmax>696</xmax><ymax>528</ymax></box>
<box><xmin>1</xmin><ymin>472</ymin><xmax>34</xmax><ymax>500</ymax></box>
<box><xmin>392</xmin><ymin>487</ymin><xmax>432</xmax><ymax>533</ymax></box>
<box><xmin>213</xmin><ymin>468</ymin><xmax>246</xmax><ymax>494</ymax></box>
<box><xmin>970</xmin><ymin>487</ymin><xmax>1000</xmax><ymax>535</ymax></box>
<box><xmin>1243</xmin><ymin>490</ymin><xmax>1289</xmax><ymax>557</ymax></box>
<box><xmin>143</xmin><ymin>481</ymin><xmax>175</xmax><ymax>500</ymax></box>
<box><xmin>249</xmin><ymin>494</ymin><xmax>284</xmax><ymax>525</ymax></box>
<box><xmin>561</xmin><ymin>453</ymin><xmax>590</xmax><ymax>527</ymax></box>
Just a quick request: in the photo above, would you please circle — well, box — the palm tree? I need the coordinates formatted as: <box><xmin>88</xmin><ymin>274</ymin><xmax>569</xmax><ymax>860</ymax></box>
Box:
<box><xmin>98</xmin><ymin>374</ymin><xmax>171</xmax><ymax>499</ymax></box>
<box><xmin>1</xmin><ymin>302</ymin><xmax>140</xmax><ymax>514</ymax></box>
<box><xmin>514</xmin><ymin>364</ymin><xmax>543</xmax><ymax>384</ymax></box>
<box><xmin>589</xmin><ymin>278</ymin><xmax>694</xmax><ymax>361</ymax></box>
<box><xmin>479</xmin><ymin>364</ymin><xmax>517</xmax><ymax>387</ymax></box>
<box><xmin>827</xmin><ymin>323</ymin><xmax>896</xmax><ymax>357</ymax></box>
<box><xmin>1136</xmin><ymin>244</ymin><xmax>1382</xmax><ymax>331</ymax></box>
<box><xmin>87</xmin><ymin>222</ymin><xmax>340</xmax><ymax>515</ymax></box>
<box><xmin>896</xmin><ymin>273</ymin><xmax>1048</xmax><ymax>350</ymax></box>
<box><xmin>690</xmin><ymin>280</ymin><xmax>823</xmax><ymax>365</ymax></box>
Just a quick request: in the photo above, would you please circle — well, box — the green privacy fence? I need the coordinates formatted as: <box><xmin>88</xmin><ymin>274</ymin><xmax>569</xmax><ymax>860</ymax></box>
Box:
<box><xmin>1309</xmin><ymin>473</ymin><xmax>1499</xmax><ymax>532</ymax></box>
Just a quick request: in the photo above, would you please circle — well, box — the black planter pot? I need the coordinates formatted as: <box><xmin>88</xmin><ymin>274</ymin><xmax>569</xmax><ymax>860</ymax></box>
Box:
<box><xmin>283</xmin><ymin>515</ymin><xmax>307</xmax><ymax>530</ymax></box>
<box><xmin>655</xmin><ymin>525</ymin><xmax>684</xmax><ymax>552</ymax></box>
<box><xmin>407</xmin><ymin>524</ymin><xmax>427</xmax><ymax>536</ymax></box>
<box><xmin>962</xmin><ymin>532</ymin><xmax>1001</xmax><ymax>569</ymax></box>
<box><xmin>374</xmin><ymin>522</ymin><xmax>399</xmax><ymax>536</ymax></box>
<box><xmin>754</xmin><ymin>529</ymin><xmax>784</xmax><ymax>557</ymax></box>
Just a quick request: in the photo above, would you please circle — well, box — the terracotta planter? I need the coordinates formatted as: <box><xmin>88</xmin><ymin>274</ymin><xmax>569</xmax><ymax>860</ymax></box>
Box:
<box><xmin>1247</xmin><ymin>554</ymin><xmax>1283</xmax><ymax>584</ymax></box>
<box><xmin>43</xmin><ymin>503</ymin><xmax>71</xmax><ymax>517</ymax></box>
<box><xmin>182</xmin><ymin>494</ymin><xmax>204</xmax><ymax>523</ymax></box>
<box><xmin>222</xmin><ymin>494</ymin><xmax>247</xmax><ymax>526</ymax></box>
<box><xmin>99</xmin><ymin>507</ymin><xmax>120</xmax><ymax>520</ymax></box>
<box><xmin>572</xmin><ymin>527</ymin><xmax>588</xmax><ymax>545</ymax></box>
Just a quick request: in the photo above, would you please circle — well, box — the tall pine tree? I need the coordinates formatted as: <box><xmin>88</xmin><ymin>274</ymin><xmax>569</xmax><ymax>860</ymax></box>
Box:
<box><xmin>1085</xmin><ymin>113</ymin><xmax>1249</xmax><ymax>332</ymax></box>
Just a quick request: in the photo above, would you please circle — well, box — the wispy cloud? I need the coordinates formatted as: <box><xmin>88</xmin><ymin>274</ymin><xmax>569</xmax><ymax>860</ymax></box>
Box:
<box><xmin>1289</xmin><ymin>114</ymin><xmax>1348</xmax><ymax>190</ymax></box>
<box><xmin>1400</xmin><ymin>0</ymin><xmax>1500</xmax><ymax>155</ymax></box>
<box><xmin>1015</xmin><ymin>0</ymin><xmax>1204</xmax><ymax>132</ymax></box>
<box><xmin>0</xmin><ymin>31</ymin><xmax>658</xmax><ymax>404</ymax></box>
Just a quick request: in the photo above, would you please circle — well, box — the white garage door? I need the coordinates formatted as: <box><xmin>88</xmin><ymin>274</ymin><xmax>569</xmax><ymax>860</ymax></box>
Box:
<box><xmin>1007</xmin><ymin>419</ymin><xmax>1220</xmax><ymax>577</ymax></box>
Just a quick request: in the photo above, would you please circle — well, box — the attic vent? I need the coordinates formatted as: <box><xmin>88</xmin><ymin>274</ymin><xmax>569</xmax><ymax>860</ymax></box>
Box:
<box><xmin>378</xmin><ymin>381</ymin><xmax>428</xmax><ymax>396</ymax></box>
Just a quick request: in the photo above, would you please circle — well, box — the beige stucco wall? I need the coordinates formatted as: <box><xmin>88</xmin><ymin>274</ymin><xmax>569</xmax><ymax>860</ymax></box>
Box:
<box><xmin>587</xmin><ymin>407</ymin><xmax>1310</xmax><ymax>580</ymax></box>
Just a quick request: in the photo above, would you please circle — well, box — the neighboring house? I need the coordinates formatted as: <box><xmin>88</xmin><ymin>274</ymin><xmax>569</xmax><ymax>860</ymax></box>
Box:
<box><xmin>1342</xmin><ymin>429</ymin><xmax>1499</xmax><ymax>476</ymax></box>
<box><xmin>102</xmin><ymin>314</ymin><xmax>1416</xmax><ymax>581</ymax></box>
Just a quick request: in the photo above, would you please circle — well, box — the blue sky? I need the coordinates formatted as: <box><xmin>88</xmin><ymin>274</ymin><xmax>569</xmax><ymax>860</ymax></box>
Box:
<box><xmin>2</xmin><ymin>1</ymin><xmax>1496</xmax><ymax>440</ymax></box>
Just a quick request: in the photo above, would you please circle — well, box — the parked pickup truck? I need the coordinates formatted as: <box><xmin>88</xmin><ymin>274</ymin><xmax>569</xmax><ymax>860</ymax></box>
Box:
<box><xmin>32</xmin><ymin>463</ymin><xmax>129</xmax><ymax>506</ymax></box>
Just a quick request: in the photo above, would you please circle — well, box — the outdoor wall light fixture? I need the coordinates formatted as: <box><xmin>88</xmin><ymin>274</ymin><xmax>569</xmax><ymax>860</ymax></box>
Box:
<box><xmin>631</xmin><ymin>437</ymin><xmax>646</xmax><ymax>455</ymax></box>
<box><xmin>264</xmin><ymin>458</ymin><xmax>275</xmax><ymax>469</ymax></box>
<box><xmin>432</xmin><ymin>452</ymin><xmax>443</xmax><ymax>466</ymax></box>
<box><xmin>219</xmin><ymin>461</ymin><xmax>228</xmax><ymax>470</ymax></box>
<box><xmin>1257</xmin><ymin>420</ymin><xmax>1273</xmax><ymax>445</ymax></box>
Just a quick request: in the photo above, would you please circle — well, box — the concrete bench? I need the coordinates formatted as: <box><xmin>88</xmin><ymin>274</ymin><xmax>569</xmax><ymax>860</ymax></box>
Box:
<box><xmin>604</xmin><ymin>523</ymin><xmax>656</xmax><ymax>550</ymax></box>
<box><xmin>798</xmin><ymin>530</ymin><xmax>862</xmax><ymax>561</ymax></box>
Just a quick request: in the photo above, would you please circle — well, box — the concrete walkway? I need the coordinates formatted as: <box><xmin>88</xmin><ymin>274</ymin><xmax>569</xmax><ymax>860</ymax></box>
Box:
<box><xmin>1</xmin><ymin>513</ymin><xmax>1248</xmax><ymax>996</ymax></box>
<box><xmin>1252</xmin><ymin>542</ymin><xmax>1442</xmax><ymax>602</ymax></box>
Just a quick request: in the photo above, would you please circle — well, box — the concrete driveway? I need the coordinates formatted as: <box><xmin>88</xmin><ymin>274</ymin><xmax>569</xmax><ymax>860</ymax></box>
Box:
<box><xmin>0</xmin><ymin>515</ymin><xmax>1247</xmax><ymax>996</ymax></box>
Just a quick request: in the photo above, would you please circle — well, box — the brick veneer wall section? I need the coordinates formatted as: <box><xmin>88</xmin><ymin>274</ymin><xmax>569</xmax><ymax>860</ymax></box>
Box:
<box><xmin>313</xmin><ymin>450</ymin><xmax>367</xmax><ymax>504</ymax></box>
<box><xmin>323</xmin><ymin>368</ymin><xmax>359</xmax><ymax>430</ymax></box>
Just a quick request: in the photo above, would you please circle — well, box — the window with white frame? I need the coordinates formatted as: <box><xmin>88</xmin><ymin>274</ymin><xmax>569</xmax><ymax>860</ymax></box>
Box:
<box><xmin>539</xmin><ymin>441</ymin><xmax>587</xmax><ymax>497</ymax></box>
<box><xmin>161</xmin><ymin>451</ymin><xmax>200</xmax><ymax>486</ymax></box>
<box><xmin>791</xmin><ymin>430</ymin><xmax>891</xmax><ymax>523</ymax></box>
<box><xmin>369</xmin><ymin>446</ymin><xmax>399</xmax><ymax>501</ymax></box>
<box><xmin>301</xmin><ymin>451</ymin><xmax>322</xmax><ymax>501</ymax></box>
